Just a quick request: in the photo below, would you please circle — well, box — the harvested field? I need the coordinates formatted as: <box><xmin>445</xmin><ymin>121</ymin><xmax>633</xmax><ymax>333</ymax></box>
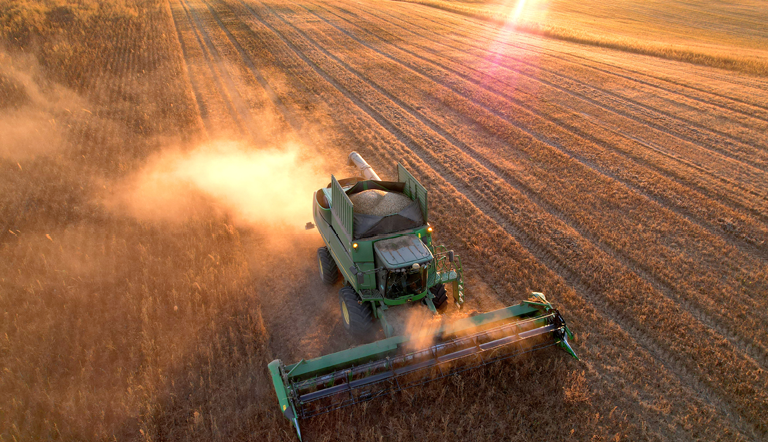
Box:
<box><xmin>1</xmin><ymin>0</ymin><xmax>767</xmax><ymax>440</ymax></box>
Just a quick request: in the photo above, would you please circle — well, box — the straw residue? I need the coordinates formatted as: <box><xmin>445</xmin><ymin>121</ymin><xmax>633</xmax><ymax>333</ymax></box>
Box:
<box><xmin>350</xmin><ymin>189</ymin><xmax>412</xmax><ymax>216</ymax></box>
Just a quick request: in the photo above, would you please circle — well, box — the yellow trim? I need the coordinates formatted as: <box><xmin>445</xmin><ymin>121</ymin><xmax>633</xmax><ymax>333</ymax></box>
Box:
<box><xmin>342</xmin><ymin>300</ymin><xmax>350</xmax><ymax>325</ymax></box>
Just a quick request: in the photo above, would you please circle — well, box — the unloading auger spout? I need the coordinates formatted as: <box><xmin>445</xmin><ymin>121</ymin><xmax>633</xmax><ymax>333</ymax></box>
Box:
<box><xmin>348</xmin><ymin>151</ymin><xmax>380</xmax><ymax>181</ymax></box>
<box><xmin>268</xmin><ymin>152</ymin><xmax>578</xmax><ymax>440</ymax></box>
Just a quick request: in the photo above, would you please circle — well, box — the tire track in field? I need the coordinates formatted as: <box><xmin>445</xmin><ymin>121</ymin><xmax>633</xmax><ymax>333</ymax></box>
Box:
<box><xmin>198</xmin><ymin>0</ymin><xmax>308</xmax><ymax>140</ymax></box>
<box><xmin>389</xmin><ymin>4</ymin><xmax>768</xmax><ymax>165</ymax></box>
<box><xmin>344</xmin><ymin>0</ymin><xmax>768</xmax><ymax>222</ymax></box>
<box><xmin>169</xmin><ymin>0</ymin><xmax>211</xmax><ymax>135</ymax></box>
<box><xmin>586</xmin><ymin>58</ymin><xmax>768</xmax><ymax>120</ymax></box>
<box><xmin>452</xmin><ymin>12</ymin><xmax>768</xmax><ymax>143</ymax></box>
<box><xmin>361</xmin><ymin>2</ymin><xmax>768</xmax><ymax>172</ymax></box>
<box><xmin>278</xmin><ymin>0</ymin><xmax>768</xmax><ymax>372</ymax></box>
<box><xmin>291</xmin><ymin>0</ymin><xmax>768</xmax><ymax>368</ymax></box>
<box><xmin>175</xmin><ymin>0</ymin><xmax>248</xmax><ymax>137</ymax></box>
<box><xmin>177</xmin><ymin>0</ymin><xmax>260</xmax><ymax>141</ymax></box>
<box><xmin>292</xmin><ymin>0</ymin><xmax>768</xmax><ymax>290</ymax></box>
<box><xmin>226</xmin><ymin>0</ymin><xmax>766</xmax><ymax>435</ymax></box>
<box><xmin>530</xmin><ymin>48</ymin><xmax>768</xmax><ymax>128</ymax></box>
<box><xmin>524</xmin><ymin>41</ymin><xmax>768</xmax><ymax>119</ymax></box>
<box><xmin>163</xmin><ymin>0</ymin><xmax>207</xmax><ymax>136</ymax></box>
<box><xmin>171</xmin><ymin>0</ymin><xmax>764</xmax><ymax>436</ymax></box>
<box><xmin>291</xmin><ymin>0</ymin><xmax>768</xmax><ymax>366</ymax></box>
<box><xmin>356</xmin><ymin>2</ymin><xmax>768</xmax><ymax>209</ymax></box>
<box><xmin>199</xmin><ymin>0</ymin><xmax>327</xmax><ymax>134</ymax></box>
<box><xmin>388</xmin><ymin>0</ymin><xmax>768</xmax><ymax>126</ymax></box>
<box><xmin>223</xmin><ymin>2</ymin><xmax>743</xmax><ymax>438</ymax></box>
<box><xmin>527</xmin><ymin>73</ymin><xmax>768</xmax><ymax>171</ymax></box>
<box><xmin>297</xmin><ymin>0</ymin><xmax>768</xmax><ymax>260</ymax></box>
<box><xmin>340</xmin><ymin>3</ymin><xmax>768</xmax><ymax>214</ymax></box>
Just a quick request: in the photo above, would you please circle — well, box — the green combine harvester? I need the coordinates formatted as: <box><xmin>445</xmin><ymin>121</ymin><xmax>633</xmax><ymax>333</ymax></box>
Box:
<box><xmin>268</xmin><ymin>152</ymin><xmax>577</xmax><ymax>439</ymax></box>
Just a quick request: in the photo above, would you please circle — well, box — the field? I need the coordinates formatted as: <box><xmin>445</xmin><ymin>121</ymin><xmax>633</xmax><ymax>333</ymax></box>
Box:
<box><xmin>398</xmin><ymin>0</ymin><xmax>768</xmax><ymax>75</ymax></box>
<box><xmin>1</xmin><ymin>0</ymin><xmax>767</xmax><ymax>440</ymax></box>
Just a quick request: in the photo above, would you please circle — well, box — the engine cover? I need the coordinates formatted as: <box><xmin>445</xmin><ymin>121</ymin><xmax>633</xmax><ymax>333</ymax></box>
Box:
<box><xmin>373</xmin><ymin>234</ymin><xmax>433</xmax><ymax>270</ymax></box>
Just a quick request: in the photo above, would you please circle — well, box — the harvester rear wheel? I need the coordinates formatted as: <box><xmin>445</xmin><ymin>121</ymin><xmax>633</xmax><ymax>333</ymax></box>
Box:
<box><xmin>430</xmin><ymin>283</ymin><xmax>448</xmax><ymax>310</ymax></box>
<box><xmin>317</xmin><ymin>247</ymin><xmax>338</xmax><ymax>285</ymax></box>
<box><xmin>339</xmin><ymin>286</ymin><xmax>373</xmax><ymax>336</ymax></box>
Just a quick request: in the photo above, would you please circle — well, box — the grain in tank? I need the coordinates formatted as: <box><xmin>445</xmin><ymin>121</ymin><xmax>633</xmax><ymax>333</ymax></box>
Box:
<box><xmin>350</xmin><ymin>189</ymin><xmax>412</xmax><ymax>216</ymax></box>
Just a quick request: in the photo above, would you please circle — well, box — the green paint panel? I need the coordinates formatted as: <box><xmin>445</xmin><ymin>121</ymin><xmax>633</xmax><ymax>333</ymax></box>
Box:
<box><xmin>397</xmin><ymin>164</ymin><xmax>428</xmax><ymax>222</ymax></box>
<box><xmin>330</xmin><ymin>176</ymin><xmax>353</xmax><ymax>245</ymax></box>
<box><xmin>285</xmin><ymin>336</ymin><xmax>405</xmax><ymax>379</ymax></box>
<box><xmin>268</xmin><ymin>360</ymin><xmax>293</xmax><ymax>416</ymax></box>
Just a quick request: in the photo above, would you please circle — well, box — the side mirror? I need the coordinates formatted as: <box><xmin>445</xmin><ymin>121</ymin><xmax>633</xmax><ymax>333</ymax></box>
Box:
<box><xmin>447</xmin><ymin>250</ymin><xmax>455</xmax><ymax>263</ymax></box>
<box><xmin>357</xmin><ymin>273</ymin><xmax>365</xmax><ymax>285</ymax></box>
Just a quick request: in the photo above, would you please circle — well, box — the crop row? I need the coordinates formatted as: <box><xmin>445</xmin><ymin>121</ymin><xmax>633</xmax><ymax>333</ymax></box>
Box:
<box><xmin>260</xmin><ymin>0</ymin><xmax>768</xmax><ymax>363</ymax></box>
<box><xmin>166</xmin><ymin>0</ymin><xmax>768</xmax><ymax>436</ymax></box>
<box><xmin>328</xmin><ymin>0</ymin><xmax>768</xmax><ymax>222</ymax></box>
<box><xmin>167</xmin><ymin>0</ymin><xmax>768</xmax><ymax>437</ymax></box>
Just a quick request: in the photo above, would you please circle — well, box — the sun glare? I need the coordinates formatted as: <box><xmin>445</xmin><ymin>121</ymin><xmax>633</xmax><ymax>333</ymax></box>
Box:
<box><xmin>475</xmin><ymin>0</ymin><xmax>541</xmax><ymax>79</ymax></box>
<box><xmin>510</xmin><ymin>0</ymin><xmax>528</xmax><ymax>23</ymax></box>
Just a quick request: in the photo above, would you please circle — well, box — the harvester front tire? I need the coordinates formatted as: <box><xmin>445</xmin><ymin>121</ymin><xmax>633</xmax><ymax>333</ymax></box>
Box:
<box><xmin>318</xmin><ymin>247</ymin><xmax>339</xmax><ymax>285</ymax></box>
<box><xmin>339</xmin><ymin>286</ymin><xmax>373</xmax><ymax>336</ymax></box>
<box><xmin>430</xmin><ymin>284</ymin><xmax>448</xmax><ymax>310</ymax></box>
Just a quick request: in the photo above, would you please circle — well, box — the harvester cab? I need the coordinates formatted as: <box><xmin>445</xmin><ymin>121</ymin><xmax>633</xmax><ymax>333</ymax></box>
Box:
<box><xmin>374</xmin><ymin>234</ymin><xmax>432</xmax><ymax>300</ymax></box>
<box><xmin>268</xmin><ymin>152</ymin><xmax>578</xmax><ymax>440</ymax></box>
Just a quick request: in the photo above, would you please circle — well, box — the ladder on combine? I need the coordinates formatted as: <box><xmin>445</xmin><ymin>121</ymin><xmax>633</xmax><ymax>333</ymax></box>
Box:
<box><xmin>430</xmin><ymin>245</ymin><xmax>465</xmax><ymax>307</ymax></box>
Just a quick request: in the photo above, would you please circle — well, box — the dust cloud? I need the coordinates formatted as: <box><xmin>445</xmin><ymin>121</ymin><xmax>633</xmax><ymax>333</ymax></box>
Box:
<box><xmin>0</xmin><ymin>51</ymin><xmax>83</xmax><ymax>160</ymax></box>
<box><xmin>111</xmin><ymin>140</ymin><xmax>329</xmax><ymax>229</ymax></box>
<box><xmin>400</xmin><ymin>304</ymin><xmax>443</xmax><ymax>349</ymax></box>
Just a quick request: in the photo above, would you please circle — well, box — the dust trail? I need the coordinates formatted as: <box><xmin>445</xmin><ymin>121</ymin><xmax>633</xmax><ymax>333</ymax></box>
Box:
<box><xmin>399</xmin><ymin>304</ymin><xmax>443</xmax><ymax>349</ymax></box>
<box><xmin>0</xmin><ymin>50</ymin><xmax>83</xmax><ymax>160</ymax></box>
<box><xmin>110</xmin><ymin>140</ymin><xmax>330</xmax><ymax>229</ymax></box>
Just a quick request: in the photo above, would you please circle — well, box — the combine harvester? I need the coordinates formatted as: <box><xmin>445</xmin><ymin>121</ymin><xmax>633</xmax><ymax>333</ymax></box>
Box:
<box><xmin>269</xmin><ymin>152</ymin><xmax>577</xmax><ymax>439</ymax></box>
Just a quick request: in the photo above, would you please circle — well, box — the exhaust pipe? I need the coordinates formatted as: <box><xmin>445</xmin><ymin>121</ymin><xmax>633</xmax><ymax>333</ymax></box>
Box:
<box><xmin>348</xmin><ymin>151</ymin><xmax>380</xmax><ymax>181</ymax></box>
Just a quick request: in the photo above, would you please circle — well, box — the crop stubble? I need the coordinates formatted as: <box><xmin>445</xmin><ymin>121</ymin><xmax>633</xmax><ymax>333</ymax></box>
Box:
<box><xmin>3</xmin><ymin>0</ymin><xmax>767</xmax><ymax>440</ymax></box>
<box><xmin>172</xmin><ymin>0</ymin><xmax>768</xmax><ymax>438</ymax></box>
